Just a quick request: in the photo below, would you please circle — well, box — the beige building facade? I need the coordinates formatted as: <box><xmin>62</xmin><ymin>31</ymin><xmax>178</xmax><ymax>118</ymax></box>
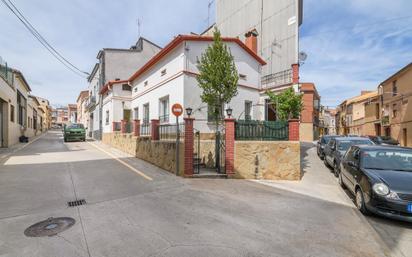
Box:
<box><xmin>379</xmin><ymin>63</ymin><xmax>412</xmax><ymax>147</ymax></box>
<box><xmin>0</xmin><ymin>65</ymin><xmax>32</xmax><ymax>147</ymax></box>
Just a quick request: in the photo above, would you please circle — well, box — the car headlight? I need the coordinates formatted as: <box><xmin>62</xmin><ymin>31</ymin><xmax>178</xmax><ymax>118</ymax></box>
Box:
<box><xmin>372</xmin><ymin>183</ymin><xmax>389</xmax><ymax>196</ymax></box>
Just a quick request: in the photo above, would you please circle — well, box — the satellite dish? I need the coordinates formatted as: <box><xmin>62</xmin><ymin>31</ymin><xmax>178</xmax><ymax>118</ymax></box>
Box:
<box><xmin>299</xmin><ymin>51</ymin><xmax>307</xmax><ymax>62</ymax></box>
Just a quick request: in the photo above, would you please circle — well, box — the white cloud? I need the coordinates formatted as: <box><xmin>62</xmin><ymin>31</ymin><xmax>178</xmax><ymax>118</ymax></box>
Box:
<box><xmin>300</xmin><ymin>0</ymin><xmax>412</xmax><ymax>107</ymax></box>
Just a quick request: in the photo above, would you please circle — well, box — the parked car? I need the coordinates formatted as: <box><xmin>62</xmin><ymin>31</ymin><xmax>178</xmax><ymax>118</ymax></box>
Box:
<box><xmin>365</xmin><ymin>135</ymin><xmax>399</xmax><ymax>146</ymax></box>
<box><xmin>323</xmin><ymin>137</ymin><xmax>374</xmax><ymax>176</ymax></box>
<box><xmin>339</xmin><ymin>145</ymin><xmax>412</xmax><ymax>222</ymax></box>
<box><xmin>63</xmin><ymin>123</ymin><xmax>86</xmax><ymax>142</ymax></box>
<box><xmin>317</xmin><ymin>135</ymin><xmax>340</xmax><ymax>159</ymax></box>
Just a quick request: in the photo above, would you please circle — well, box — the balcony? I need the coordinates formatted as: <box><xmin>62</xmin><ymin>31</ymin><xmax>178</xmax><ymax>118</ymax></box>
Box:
<box><xmin>261</xmin><ymin>69</ymin><xmax>292</xmax><ymax>90</ymax></box>
<box><xmin>85</xmin><ymin>96</ymin><xmax>96</xmax><ymax>110</ymax></box>
<box><xmin>381</xmin><ymin>115</ymin><xmax>390</xmax><ymax>126</ymax></box>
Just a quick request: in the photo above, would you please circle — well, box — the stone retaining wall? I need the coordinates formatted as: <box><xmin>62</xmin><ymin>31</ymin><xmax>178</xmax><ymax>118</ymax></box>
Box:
<box><xmin>102</xmin><ymin>133</ymin><xmax>137</xmax><ymax>156</ymax></box>
<box><xmin>234</xmin><ymin>141</ymin><xmax>301</xmax><ymax>180</ymax></box>
<box><xmin>102</xmin><ymin>133</ymin><xmax>184</xmax><ymax>175</ymax></box>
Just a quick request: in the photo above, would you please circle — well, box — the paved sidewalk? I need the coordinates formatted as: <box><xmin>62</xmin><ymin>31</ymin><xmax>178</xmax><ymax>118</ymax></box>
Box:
<box><xmin>0</xmin><ymin>132</ymin><xmax>46</xmax><ymax>161</ymax></box>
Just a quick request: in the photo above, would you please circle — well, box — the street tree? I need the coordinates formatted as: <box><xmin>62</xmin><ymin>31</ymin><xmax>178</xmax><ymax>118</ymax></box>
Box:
<box><xmin>266</xmin><ymin>88</ymin><xmax>303</xmax><ymax>120</ymax></box>
<box><xmin>197</xmin><ymin>28</ymin><xmax>239</xmax><ymax>127</ymax></box>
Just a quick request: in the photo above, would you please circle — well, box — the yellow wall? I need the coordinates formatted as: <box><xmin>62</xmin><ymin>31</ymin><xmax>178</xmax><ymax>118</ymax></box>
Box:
<box><xmin>381</xmin><ymin>66</ymin><xmax>412</xmax><ymax>147</ymax></box>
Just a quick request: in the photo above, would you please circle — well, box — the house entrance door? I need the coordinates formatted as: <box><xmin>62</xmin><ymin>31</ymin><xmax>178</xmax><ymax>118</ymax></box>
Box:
<box><xmin>123</xmin><ymin>109</ymin><xmax>131</xmax><ymax>122</ymax></box>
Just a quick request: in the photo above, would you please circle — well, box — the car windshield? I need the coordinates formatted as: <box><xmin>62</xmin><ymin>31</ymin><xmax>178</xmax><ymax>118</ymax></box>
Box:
<box><xmin>337</xmin><ymin>140</ymin><xmax>373</xmax><ymax>151</ymax></box>
<box><xmin>362</xmin><ymin>149</ymin><xmax>412</xmax><ymax>171</ymax></box>
<box><xmin>321</xmin><ymin>137</ymin><xmax>331</xmax><ymax>144</ymax></box>
<box><xmin>67</xmin><ymin>124</ymin><xmax>84</xmax><ymax>129</ymax></box>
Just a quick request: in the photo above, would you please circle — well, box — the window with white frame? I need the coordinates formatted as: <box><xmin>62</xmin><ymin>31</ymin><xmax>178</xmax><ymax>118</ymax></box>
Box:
<box><xmin>159</xmin><ymin>96</ymin><xmax>169</xmax><ymax>123</ymax></box>
<box><xmin>244</xmin><ymin>101</ymin><xmax>252</xmax><ymax>120</ymax></box>
<box><xmin>143</xmin><ymin>103</ymin><xmax>150</xmax><ymax>124</ymax></box>
<box><xmin>133</xmin><ymin>107</ymin><xmax>139</xmax><ymax>120</ymax></box>
<box><xmin>105</xmin><ymin>110</ymin><xmax>109</xmax><ymax>125</ymax></box>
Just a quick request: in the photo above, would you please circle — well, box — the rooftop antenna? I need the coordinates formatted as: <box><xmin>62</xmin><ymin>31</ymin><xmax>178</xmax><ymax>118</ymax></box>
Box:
<box><xmin>207</xmin><ymin>0</ymin><xmax>214</xmax><ymax>27</ymax></box>
<box><xmin>298</xmin><ymin>51</ymin><xmax>308</xmax><ymax>65</ymax></box>
<box><xmin>137</xmin><ymin>18</ymin><xmax>141</xmax><ymax>39</ymax></box>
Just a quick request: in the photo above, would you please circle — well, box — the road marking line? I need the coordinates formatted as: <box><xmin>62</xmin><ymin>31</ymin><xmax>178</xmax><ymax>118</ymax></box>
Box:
<box><xmin>87</xmin><ymin>142</ymin><xmax>153</xmax><ymax>181</ymax></box>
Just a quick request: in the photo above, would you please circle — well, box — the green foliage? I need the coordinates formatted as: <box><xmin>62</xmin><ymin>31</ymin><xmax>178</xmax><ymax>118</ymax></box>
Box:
<box><xmin>196</xmin><ymin>28</ymin><xmax>239</xmax><ymax>123</ymax></box>
<box><xmin>266</xmin><ymin>88</ymin><xmax>303</xmax><ymax>120</ymax></box>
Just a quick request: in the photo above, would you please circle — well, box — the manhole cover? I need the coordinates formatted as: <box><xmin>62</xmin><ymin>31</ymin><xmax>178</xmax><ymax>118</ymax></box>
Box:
<box><xmin>24</xmin><ymin>217</ymin><xmax>76</xmax><ymax>237</ymax></box>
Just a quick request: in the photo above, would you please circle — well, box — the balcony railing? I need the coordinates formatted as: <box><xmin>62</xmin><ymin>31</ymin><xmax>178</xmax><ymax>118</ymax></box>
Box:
<box><xmin>381</xmin><ymin>115</ymin><xmax>390</xmax><ymax>126</ymax></box>
<box><xmin>261</xmin><ymin>69</ymin><xmax>292</xmax><ymax>89</ymax></box>
<box><xmin>86</xmin><ymin>96</ymin><xmax>96</xmax><ymax>110</ymax></box>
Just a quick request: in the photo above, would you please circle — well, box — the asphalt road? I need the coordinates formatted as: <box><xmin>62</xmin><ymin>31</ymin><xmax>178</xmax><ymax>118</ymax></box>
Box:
<box><xmin>0</xmin><ymin>131</ymin><xmax>407</xmax><ymax>257</ymax></box>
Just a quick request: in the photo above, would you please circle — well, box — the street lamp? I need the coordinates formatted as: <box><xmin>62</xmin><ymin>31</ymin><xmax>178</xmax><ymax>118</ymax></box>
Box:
<box><xmin>225</xmin><ymin>107</ymin><xmax>233</xmax><ymax>118</ymax></box>
<box><xmin>185</xmin><ymin>107</ymin><xmax>193</xmax><ymax>118</ymax></box>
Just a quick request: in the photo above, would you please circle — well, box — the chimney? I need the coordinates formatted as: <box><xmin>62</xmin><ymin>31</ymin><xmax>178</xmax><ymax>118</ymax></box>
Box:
<box><xmin>244</xmin><ymin>29</ymin><xmax>258</xmax><ymax>54</ymax></box>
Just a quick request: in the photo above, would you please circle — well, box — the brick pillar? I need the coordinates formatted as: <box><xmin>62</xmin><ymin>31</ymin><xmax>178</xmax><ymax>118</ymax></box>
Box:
<box><xmin>288</xmin><ymin>119</ymin><xmax>300</xmax><ymax>141</ymax></box>
<box><xmin>292</xmin><ymin>63</ymin><xmax>299</xmax><ymax>84</ymax></box>
<box><xmin>112</xmin><ymin>122</ymin><xmax>116</xmax><ymax>132</ymax></box>
<box><xmin>184</xmin><ymin>118</ymin><xmax>194</xmax><ymax>177</ymax></box>
<box><xmin>225</xmin><ymin>118</ymin><xmax>235</xmax><ymax>176</ymax></box>
<box><xmin>151</xmin><ymin>119</ymin><xmax>160</xmax><ymax>140</ymax></box>
<box><xmin>133</xmin><ymin>119</ymin><xmax>140</xmax><ymax>137</ymax></box>
<box><xmin>121</xmin><ymin>120</ymin><xmax>127</xmax><ymax>133</ymax></box>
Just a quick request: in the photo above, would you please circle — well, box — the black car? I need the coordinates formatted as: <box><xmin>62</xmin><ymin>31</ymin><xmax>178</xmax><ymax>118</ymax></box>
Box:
<box><xmin>366</xmin><ymin>135</ymin><xmax>399</xmax><ymax>146</ymax></box>
<box><xmin>339</xmin><ymin>145</ymin><xmax>412</xmax><ymax>222</ymax></box>
<box><xmin>317</xmin><ymin>135</ymin><xmax>340</xmax><ymax>159</ymax></box>
<box><xmin>323</xmin><ymin>137</ymin><xmax>374</xmax><ymax>176</ymax></box>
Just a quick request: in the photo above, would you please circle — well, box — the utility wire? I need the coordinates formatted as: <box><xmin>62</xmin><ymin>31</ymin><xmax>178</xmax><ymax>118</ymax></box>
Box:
<box><xmin>1</xmin><ymin>0</ymin><xmax>89</xmax><ymax>78</ymax></box>
<box><xmin>5</xmin><ymin>0</ymin><xmax>88</xmax><ymax>75</ymax></box>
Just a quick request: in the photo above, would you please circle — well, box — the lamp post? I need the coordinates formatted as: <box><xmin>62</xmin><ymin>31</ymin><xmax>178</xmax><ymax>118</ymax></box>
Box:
<box><xmin>185</xmin><ymin>107</ymin><xmax>193</xmax><ymax>118</ymax></box>
<box><xmin>225</xmin><ymin>107</ymin><xmax>233</xmax><ymax>118</ymax></box>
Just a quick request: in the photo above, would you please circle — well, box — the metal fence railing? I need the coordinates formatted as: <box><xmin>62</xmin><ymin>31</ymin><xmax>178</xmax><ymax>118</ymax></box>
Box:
<box><xmin>261</xmin><ymin>68</ymin><xmax>292</xmax><ymax>89</ymax></box>
<box><xmin>113</xmin><ymin>122</ymin><xmax>121</xmax><ymax>132</ymax></box>
<box><xmin>159</xmin><ymin>114</ymin><xmax>170</xmax><ymax>123</ymax></box>
<box><xmin>159</xmin><ymin>123</ymin><xmax>185</xmax><ymax>141</ymax></box>
<box><xmin>0</xmin><ymin>63</ymin><xmax>14</xmax><ymax>86</ymax></box>
<box><xmin>140</xmin><ymin>122</ymin><xmax>151</xmax><ymax>136</ymax></box>
<box><xmin>235</xmin><ymin>120</ymin><xmax>288</xmax><ymax>141</ymax></box>
<box><xmin>125</xmin><ymin>122</ymin><xmax>133</xmax><ymax>133</ymax></box>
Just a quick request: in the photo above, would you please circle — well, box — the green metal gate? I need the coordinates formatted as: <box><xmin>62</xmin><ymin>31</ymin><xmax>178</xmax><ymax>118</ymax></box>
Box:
<box><xmin>235</xmin><ymin>120</ymin><xmax>288</xmax><ymax>141</ymax></box>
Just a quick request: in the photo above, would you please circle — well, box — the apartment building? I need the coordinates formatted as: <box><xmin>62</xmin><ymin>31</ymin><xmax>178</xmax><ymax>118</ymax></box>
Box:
<box><xmin>300</xmin><ymin>83</ymin><xmax>320</xmax><ymax>141</ymax></box>
<box><xmin>26</xmin><ymin>95</ymin><xmax>44</xmax><ymax>137</ymax></box>
<box><xmin>68</xmin><ymin>104</ymin><xmax>77</xmax><ymax>123</ymax></box>
<box><xmin>0</xmin><ymin>64</ymin><xmax>32</xmax><ymax>147</ymax></box>
<box><xmin>34</xmin><ymin>96</ymin><xmax>52</xmax><ymax>130</ymax></box>
<box><xmin>51</xmin><ymin>107</ymin><xmax>69</xmax><ymax>127</ymax></box>
<box><xmin>379</xmin><ymin>62</ymin><xmax>412</xmax><ymax>147</ymax></box>
<box><xmin>86</xmin><ymin>37</ymin><xmax>161</xmax><ymax>140</ymax></box>
<box><xmin>76</xmin><ymin>90</ymin><xmax>89</xmax><ymax>126</ymax></box>
<box><xmin>319</xmin><ymin>108</ymin><xmax>336</xmax><ymax>136</ymax></box>
<box><xmin>100</xmin><ymin>34</ymin><xmax>266</xmax><ymax>134</ymax></box>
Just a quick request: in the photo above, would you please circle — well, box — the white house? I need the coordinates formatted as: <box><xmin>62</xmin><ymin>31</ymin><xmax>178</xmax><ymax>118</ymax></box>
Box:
<box><xmin>100</xmin><ymin>34</ymin><xmax>266</xmax><ymax>134</ymax></box>
<box><xmin>86</xmin><ymin>37</ymin><xmax>161</xmax><ymax>139</ymax></box>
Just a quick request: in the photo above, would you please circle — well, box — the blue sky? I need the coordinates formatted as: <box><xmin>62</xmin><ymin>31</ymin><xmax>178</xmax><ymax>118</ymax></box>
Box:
<box><xmin>0</xmin><ymin>0</ymin><xmax>411</xmax><ymax>107</ymax></box>
<box><xmin>300</xmin><ymin>0</ymin><xmax>412</xmax><ymax>107</ymax></box>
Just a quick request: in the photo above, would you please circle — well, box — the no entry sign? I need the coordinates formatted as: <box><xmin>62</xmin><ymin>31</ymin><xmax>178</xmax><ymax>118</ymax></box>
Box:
<box><xmin>171</xmin><ymin>103</ymin><xmax>183</xmax><ymax>117</ymax></box>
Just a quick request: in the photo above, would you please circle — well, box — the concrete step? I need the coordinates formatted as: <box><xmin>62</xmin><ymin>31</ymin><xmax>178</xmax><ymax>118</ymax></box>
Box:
<box><xmin>192</xmin><ymin>168</ymin><xmax>227</xmax><ymax>179</ymax></box>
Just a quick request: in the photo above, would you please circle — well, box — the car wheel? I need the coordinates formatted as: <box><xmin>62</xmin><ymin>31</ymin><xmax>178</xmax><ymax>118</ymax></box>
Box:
<box><xmin>324</xmin><ymin>158</ymin><xmax>330</xmax><ymax>168</ymax></box>
<box><xmin>333</xmin><ymin>162</ymin><xmax>339</xmax><ymax>177</ymax></box>
<box><xmin>355</xmin><ymin>188</ymin><xmax>370</xmax><ymax>215</ymax></box>
<box><xmin>338</xmin><ymin>172</ymin><xmax>346</xmax><ymax>189</ymax></box>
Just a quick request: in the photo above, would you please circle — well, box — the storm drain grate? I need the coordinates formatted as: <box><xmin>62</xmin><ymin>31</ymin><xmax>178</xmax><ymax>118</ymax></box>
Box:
<box><xmin>67</xmin><ymin>199</ymin><xmax>86</xmax><ymax>207</ymax></box>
